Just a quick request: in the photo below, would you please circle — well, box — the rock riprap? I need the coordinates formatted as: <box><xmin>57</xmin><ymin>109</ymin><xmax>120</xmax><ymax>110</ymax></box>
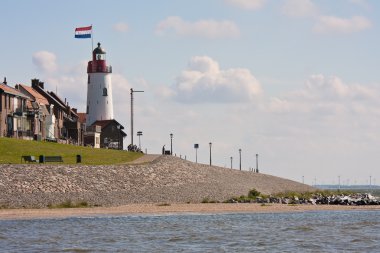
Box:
<box><xmin>0</xmin><ymin>156</ymin><xmax>315</xmax><ymax>208</ymax></box>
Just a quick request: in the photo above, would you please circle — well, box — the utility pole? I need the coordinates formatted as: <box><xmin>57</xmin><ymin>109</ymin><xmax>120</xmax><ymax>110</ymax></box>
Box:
<box><xmin>130</xmin><ymin>88</ymin><xmax>144</xmax><ymax>146</ymax></box>
<box><xmin>230</xmin><ymin>156</ymin><xmax>233</xmax><ymax>169</ymax></box>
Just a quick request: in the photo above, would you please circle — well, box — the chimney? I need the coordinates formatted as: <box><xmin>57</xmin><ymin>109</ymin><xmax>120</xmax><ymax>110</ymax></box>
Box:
<box><xmin>38</xmin><ymin>81</ymin><xmax>44</xmax><ymax>89</ymax></box>
<box><xmin>31</xmin><ymin>79</ymin><xmax>39</xmax><ymax>89</ymax></box>
<box><xmin>3</xmin><ymin>77</ymin><xmax>7</xmax><ymax>85</ymax></box>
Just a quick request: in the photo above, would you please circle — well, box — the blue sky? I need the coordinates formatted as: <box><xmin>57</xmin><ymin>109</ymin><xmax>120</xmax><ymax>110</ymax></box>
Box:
<box><xmin>1</xmin><ymin>0</ymin><xmax>379</xmax><ymax>185</ymax></box>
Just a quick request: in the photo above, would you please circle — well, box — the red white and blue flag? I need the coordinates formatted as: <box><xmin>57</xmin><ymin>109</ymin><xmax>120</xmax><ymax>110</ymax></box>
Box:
<box><xmin>75</xmin><ymin>26</ymin><xmax>92</xmax><ymax>38</ymax></box>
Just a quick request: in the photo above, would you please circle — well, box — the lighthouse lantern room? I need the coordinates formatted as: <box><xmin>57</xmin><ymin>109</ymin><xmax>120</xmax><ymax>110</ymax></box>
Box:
<box><xmin>86</xmin><ymin>42</ymin><xmax>114</xmax><ymax>126</ymax></box>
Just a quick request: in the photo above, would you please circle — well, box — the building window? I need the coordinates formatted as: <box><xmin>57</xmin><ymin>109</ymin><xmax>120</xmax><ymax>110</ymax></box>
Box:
<box><xmin>103</xmin><ymin>88</ymin><xmax>108</xmax><ymax>96</ymax></box>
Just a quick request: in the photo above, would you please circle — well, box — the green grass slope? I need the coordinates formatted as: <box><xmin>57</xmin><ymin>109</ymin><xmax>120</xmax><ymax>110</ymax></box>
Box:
<box><xmin>0</xmin><ymin>138</ymin><xmax>143</xmax><ymax>164</ymax></box>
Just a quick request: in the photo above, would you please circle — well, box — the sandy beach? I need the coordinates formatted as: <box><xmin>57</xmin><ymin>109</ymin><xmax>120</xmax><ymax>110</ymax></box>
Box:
<box><xmin>1</xmin><ymin>203</ymin><xmax>379</xmax><ymax>220</ymax></box>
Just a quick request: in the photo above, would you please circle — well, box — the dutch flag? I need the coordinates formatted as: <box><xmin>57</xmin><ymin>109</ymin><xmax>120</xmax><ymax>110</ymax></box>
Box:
<box><xmin>75</xmin><ymin>26</ymin><xmax>92</xmax><ymax>39</ymax></box>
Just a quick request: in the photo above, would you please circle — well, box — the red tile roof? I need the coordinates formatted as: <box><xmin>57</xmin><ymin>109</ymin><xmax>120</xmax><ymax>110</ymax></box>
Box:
<box><xmin>17</xmin><ymin>84</ymin><xmax>49</xmax><ymax>105</ymax></box>
<box><xmin>0</xmin><ymin>83</ymin><xmax>29</xmax><ymax>98</ymax></box>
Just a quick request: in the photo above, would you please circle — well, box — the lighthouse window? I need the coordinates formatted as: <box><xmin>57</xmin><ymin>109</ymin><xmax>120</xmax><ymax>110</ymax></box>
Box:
<box><xmin>103</xmin><ymin>88</ymin><xmax>108</xmax><ymax>96</ymax></box>
<box><xmin>96</xmin><ymin>54</ymin><xmax>105</xmax><ymax>60</ymax></box>
<box><xmin>86</xmin><ymin>106</ymin><xmax>89</xmax><ymax>114</ymax></box>
<box><xmin>87</xmin><ymin>75</ymin><xmax>90</xmax><ymax>84</ymax></box>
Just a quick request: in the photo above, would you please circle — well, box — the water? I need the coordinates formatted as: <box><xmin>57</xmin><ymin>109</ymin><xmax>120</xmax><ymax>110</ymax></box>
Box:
<box><xmin>1</xmin><ymin>211</ymin><xmax>379</xmax><ymax>252</ymax></box>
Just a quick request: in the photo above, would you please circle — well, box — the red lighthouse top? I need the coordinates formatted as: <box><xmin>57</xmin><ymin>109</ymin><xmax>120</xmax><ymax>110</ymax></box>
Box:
<box><xmin>87</xmin><ymin>42</ymin><xmax>112</xmax><ymax>73</ymax></box>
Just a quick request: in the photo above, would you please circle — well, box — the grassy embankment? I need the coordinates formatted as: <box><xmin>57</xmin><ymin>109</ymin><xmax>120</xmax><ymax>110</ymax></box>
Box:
<box><xmin>0</xmin><ymin>137</ymin><xmax>143</xmax><ymax>165</ymax></box>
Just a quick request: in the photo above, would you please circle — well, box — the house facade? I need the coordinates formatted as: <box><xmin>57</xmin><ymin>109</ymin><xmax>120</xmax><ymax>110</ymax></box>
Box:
<box><xmin>92</xmin><ymin>119</ymin><xmax>126</xmax><ymax>149</ymax></box>
<box><xmin>0</xmin><ymin>78</ymin><xmax>32</xmax><ymax>139</ymax></box>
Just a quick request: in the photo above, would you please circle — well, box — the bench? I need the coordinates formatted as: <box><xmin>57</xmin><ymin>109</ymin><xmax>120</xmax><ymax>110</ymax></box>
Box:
<box><xmin>21</xmin><ymin>155</ymin><xmax>38</xmax><ymax>163</ymax></box>
<box><xmin>41</xmin><ymin>156</ymin><xmax>64</xmax><ymax>163</ymax></box>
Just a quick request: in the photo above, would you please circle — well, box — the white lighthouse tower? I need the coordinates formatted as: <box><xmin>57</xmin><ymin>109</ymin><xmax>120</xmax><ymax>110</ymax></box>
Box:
<box><xmin>86</xmin><ymin>42</ymin><xmax>114</xmax><ymax>126</ymax></box>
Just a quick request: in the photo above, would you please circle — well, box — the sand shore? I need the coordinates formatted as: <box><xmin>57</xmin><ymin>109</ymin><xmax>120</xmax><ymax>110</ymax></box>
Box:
<box><xmin>1</xmin><ymin>203</ymin><xmax>379</xmax><ymax>220</ymax></box>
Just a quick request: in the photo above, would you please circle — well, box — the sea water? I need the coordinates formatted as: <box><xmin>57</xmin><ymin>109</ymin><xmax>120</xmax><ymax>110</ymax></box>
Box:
<box><xmin>1</xmin><ymin>210</ymin><xmax>379</xmax><ymax>252</ymax></box>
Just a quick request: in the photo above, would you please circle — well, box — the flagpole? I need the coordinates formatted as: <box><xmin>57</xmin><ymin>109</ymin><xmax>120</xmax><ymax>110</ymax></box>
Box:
<box><xmin>91</xmin><ymin>24</ymin><xmax>94</xmax><ymax>52</ymax></box>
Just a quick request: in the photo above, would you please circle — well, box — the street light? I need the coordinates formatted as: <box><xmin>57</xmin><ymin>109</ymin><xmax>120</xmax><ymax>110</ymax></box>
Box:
<box><xmin>130</xmin><ymin>88</ymin><xmax>144</xmax><ymax>146</ymax></box>
<box><xmin>209</xmin><ymin>142</ymin><xmax>212</xmax><ymax>166</ymax></box>
<box><xmin>170</xmin><ymin>133</ymin><xmax>173</xmax><ymax>155</ymax></box>
<box><xmin>194</xmin><ymin>144</ymin><xmax>199</xmax><ymax>163</ymax></box>
<box><xmin>230</xmin><ymin>156</ymin><xmax>233</xmax><ymax>169</ymax></box>
<box><xmin>137</xmin><ymin>131</ymin><xmax>143</xmax><ymax>150</ymax></box>
<box><xmin>256</xmin><ymin>153</ymin><xmax>259</xmax><ymax>173</ymax></box>
<box><xmin>239</xmin><ymin>149</ymin><xmax>242</xmax><ymax>171</ymax></box>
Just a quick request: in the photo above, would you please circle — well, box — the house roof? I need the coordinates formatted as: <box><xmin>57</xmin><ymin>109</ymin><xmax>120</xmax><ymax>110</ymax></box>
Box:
<box><xmin>17</xmin><ymin>84</ymin><xmax>49</xmax><ymax>105</ymax></box>
<box><xmin>92</xmin><ymin>119</ymin><xmax>127</xmax><ymax>137</ymax></box>
<box><xmin>32</xmin><ymin>84</ymin><xmax>67</xmax><ymax>110</ymax></box>
<box><xmin>0</xmin><ymin>83</ymin><xmax>30</xmax><ymax>99</ymax></box>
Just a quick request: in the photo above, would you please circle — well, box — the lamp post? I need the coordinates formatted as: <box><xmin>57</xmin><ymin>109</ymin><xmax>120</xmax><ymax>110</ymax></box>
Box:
<box><xmin>230</xmin><ymin>156</ymin><xmax>233</xmax><ymax>169</ymax></box>
<box><xmin>209</xmin><ymin>142</ymin><xmax>212</xmax><ymax>166</ymax></box>
<box><xmin>137</xmin><ymin>131</ymin><xmax>143</xmax><ymax>150</ymax></box>
<box><xmin>170</xmin><ymin>133</ymin><xmax>173</xmax><ymax>155</ymax></box>
<box><xmin>130</xmin><ymin>88</ymin><xmax>144</xmax><ymax>146</ymax></box>
<box><xmin>256</xmin><ymin>153</ymin><xmax>258</xmax><ymax>173</ymax></box>
<box><xmin>194</xmin><ymin>144</ymin><xmax>199</xmax><ymax>163</ymax></box>
<box><xmin>239</xmin><ymin>149</ymin><xmax>242</xmax><ymax>171</ymax></box>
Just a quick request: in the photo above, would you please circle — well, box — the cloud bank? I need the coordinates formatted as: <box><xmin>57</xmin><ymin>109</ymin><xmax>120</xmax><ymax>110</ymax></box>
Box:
<box><xmin>32</xmin><ymin>51</ymin><xmax>57</xmax><ymax>73</ymax></box>
<box><xmin>165</xmin><ymin>56</ymin><xmax>262</xmax><ymax>103</ymax></box>
<box><xmin>314</xmin><ymin>15</ymin><xmax>372</xmax><ymax>34</ymax></box>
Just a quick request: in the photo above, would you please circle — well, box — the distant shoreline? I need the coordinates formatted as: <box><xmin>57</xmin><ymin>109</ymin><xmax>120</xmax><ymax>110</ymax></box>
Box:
<box><xmin>1</xmin><ymin>203</ymin><xmax>379</xmax><ymax>220</ymax></box>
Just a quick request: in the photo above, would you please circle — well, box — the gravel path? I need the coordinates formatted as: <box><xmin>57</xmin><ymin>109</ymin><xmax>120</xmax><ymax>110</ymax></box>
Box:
<box><xmin>0</xmin><ymin>156</ymin><xmax>315</xmax><ymax>208</ymax></box>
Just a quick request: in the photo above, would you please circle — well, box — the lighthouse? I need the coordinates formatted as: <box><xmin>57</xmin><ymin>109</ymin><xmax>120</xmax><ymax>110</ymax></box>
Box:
<box><xmin>86</xmin><ymin>42</ymin><xmax>114</xmax><ymax>126</ymax></box>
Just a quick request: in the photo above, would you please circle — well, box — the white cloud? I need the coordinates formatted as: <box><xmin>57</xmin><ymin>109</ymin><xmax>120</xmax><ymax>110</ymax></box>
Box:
<box><xmin>113</xmin><ymin>22</ymin><xmax>129</xmax><ymax>33</ymax></box>
<box><xmin>314</xmin><ymin>15</ymin><xmax>372</xmax><ymax>34</ymax></box>
<box><xmin>267</xmin><ymin>74</ymin><xmax>378</xmax><ymax>115</ymax></box>
<box><xmin>282</xmin><ymin>0</ymin><xmax>318</xmax><ymax>18</ymax></box>
<box><xmin>32</xmin><ymin>51</ymin><xmax>57</xmax><ymax>73</ymax></box>
<box><xmin>166</xmin><ymin>56</ymin><xmax>262</xmax><ymax>103</ymax></box>
<box><xmin>225</xmin><ymin>0</ymin><xmax>267</xmax><ymax>10</ymax></box>
<box><xmin>155</xmin><ymin>16</ymin><xmax>240</xmax><ymax>39</ymax></box>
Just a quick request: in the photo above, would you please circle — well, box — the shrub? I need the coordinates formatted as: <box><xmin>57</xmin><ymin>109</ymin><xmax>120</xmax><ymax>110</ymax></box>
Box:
<box><xmin>248</xmin><ymin>188</ymin><xmax>261</xmax><ymax>198</ymax></box>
